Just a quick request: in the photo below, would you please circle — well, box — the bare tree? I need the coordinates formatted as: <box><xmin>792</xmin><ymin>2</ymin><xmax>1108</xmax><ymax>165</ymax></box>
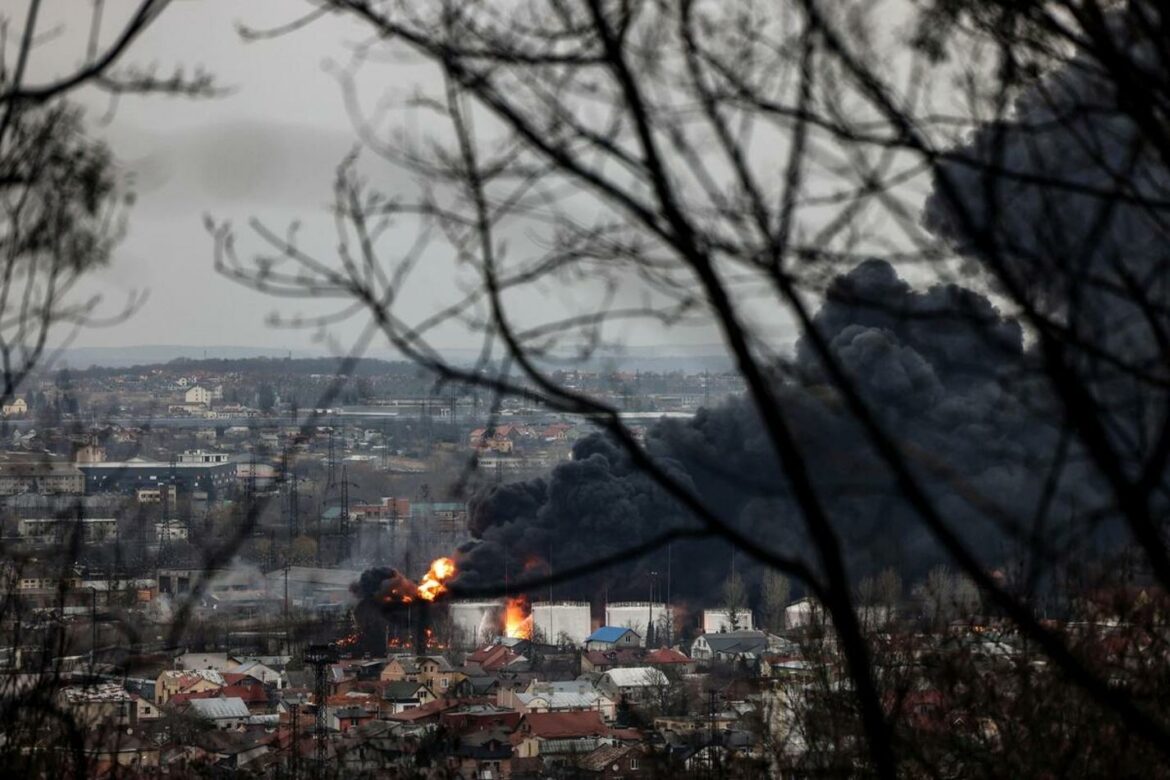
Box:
<box><xmin>760</xmin><ymin>569</ymin><xmax>790</xmax><ymax>633</ymax></box>
<box><xmin>721</xmin><ymin>571</ymin><xmax>748</xmax><ymax>632</ymax></box>
<box><xmin>214</xmin><ymin>0</ymin><xmax>1170</xmax><ymax>774</ymax></box>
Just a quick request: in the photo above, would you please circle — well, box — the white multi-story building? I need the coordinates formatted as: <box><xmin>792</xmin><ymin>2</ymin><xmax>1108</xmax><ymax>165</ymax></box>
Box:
<box><xmin>177</xmin><ymin>449</ymin><xmax>229</xmax><ymax>464</ymax></box>
<box><xmin>185</xmin><ymin>386</ymin><xmax>212</xmax><ymax>406</ymax></box>
<box><xmin>18</xmin><ymin>517</ymin><xmax>118</xmax><ymax>544</ymax></box>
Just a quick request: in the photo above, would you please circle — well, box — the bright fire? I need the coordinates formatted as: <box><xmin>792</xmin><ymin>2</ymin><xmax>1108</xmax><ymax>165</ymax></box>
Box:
<box><xmin>418</xmin><ymin>557</ymin><xmax>457</xmax><ymax>601</ymax></box>
<box><xmin>505</xmin><ymin>596</ymin><xmax>533</xmax><ymax>639</ymax></box>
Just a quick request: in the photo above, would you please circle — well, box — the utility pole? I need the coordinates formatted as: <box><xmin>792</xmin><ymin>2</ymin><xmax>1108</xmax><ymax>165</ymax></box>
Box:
<box><xmin>90</xmin><ymin>586</ymin><xmax>97</xmax><ymax>668</ymax></box>
<box><xmin>666</xmin><ymin>542</ymin><xmax>673</xmax><ymax>646</ymax></box>
<box><xmin>304</xmin><ymin>644</ymin><xmax>337</xmax><ymax>768</ymax></box>
<box><xmin>283</xmin><ymin>563</ymin><xmax>290</xmax><ymax>654</ymax></box>
<box><xmin>289</xmin><ymin>701</ymin><xmax>300</xmax><ymax>780</ymax></box>
<box><xmin>339</xmin><ymin>465</ymin><xmax>351</xmax><ymax>563</ymax></box>
<box><xmin>647</xmin><ymin>571</ymin><xmax>658</xmax><ymax>647</ymax></box>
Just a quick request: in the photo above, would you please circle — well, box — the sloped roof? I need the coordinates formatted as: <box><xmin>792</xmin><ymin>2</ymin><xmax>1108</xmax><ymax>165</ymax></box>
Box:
<box><xmin>515</xmin><ymin>690</ymin><xmax>602</xmax><ymax>710</ymax></box>
<box><xmin>601</xmin><ymin>667</ymin><xmax>668</xmax><ymax>688</ymax></box>
<box><xmin>695</xmin><ymin>630</ymin><xmax>768</xmax><ymax>655</ymax></box>
<box><xmin>645</xmin><ymin>647</ymin><xmax>690</xmax><ymax>665</ymax></box>
<box><xmin>579</xmin><ymin>743</ymin><xmax>640</xmax><ymax>772</ymax></box>
<box><xmin>518</xmin><ymin>710</ymin><xmax>608</xmax><ymax>739</ymax></box>
<box><xmin>382</xmin><ymin>680</ymin><xmax>429</xmax><ymax>701</ymax></box>
<box><xmin>586</xmin><ymin>626</ymin><xmax>637</xmax><ymax>643</ymax></box>
<box><xmin>582</xmin><ymin>648</ymin><xmax>643</xmax><ymax>668</ymax></box>
<box><xmin>220</xmin><ymin>684</ymin><xmax>269</xmax><ymax>704</ymax></box>
<box><xmin>189</xmin><ymin>696</ymin><xmax>250</xmax><ymax>720</ymax></box>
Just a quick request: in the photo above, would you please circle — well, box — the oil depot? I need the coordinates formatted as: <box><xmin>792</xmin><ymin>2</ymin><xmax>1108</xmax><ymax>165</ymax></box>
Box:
<box><xmin>604</xmin><ymin>602</ymin><xmax>670</xmax><ymax>646</ymax></box>
<box><xmin>448</xmin><ymin>599</ymin><xmax>504</xmax><ymax>647</ymax></box>
<box><xmin>530</xmin><ymin>601</ymin><xmax>592</xmax><ymax>646</ymax></box>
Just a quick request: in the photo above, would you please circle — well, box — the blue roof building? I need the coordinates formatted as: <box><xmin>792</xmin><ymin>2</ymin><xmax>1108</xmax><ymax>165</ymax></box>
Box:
<box><xmin>584</xmin><ymin>626</ymin><xmax>641</xmax><ymax>651</ymax></box>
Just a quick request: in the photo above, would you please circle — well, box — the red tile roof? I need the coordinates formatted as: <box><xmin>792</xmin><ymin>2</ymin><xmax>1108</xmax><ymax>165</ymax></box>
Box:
<box><xmin>517</xmin><ymin>710</ymin><xmax>609</xmax><ymax>739</ymax></box>
<box><xmin>645</xmin><ymin>647</ymin><xmax>690</xmax><ymax>665</ymax></box>
<box><xmin>220</xmin><ymin>684</ymin><xmax>269</xmax><ymax>705</ymax></box>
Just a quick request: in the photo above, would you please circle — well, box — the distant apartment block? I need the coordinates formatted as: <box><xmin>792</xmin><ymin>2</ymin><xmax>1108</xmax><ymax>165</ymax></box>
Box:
<box><xmin>78</xmin><ymin>459</ymin><xmax>235</xmax><ymax>495</ymax></box>
<box><xmin>18</xmin><ymin>517</ymin><xmax>118</xmax><ymax>544</ymax></box>
<box><xmin>176</xmin><ymin>449</ymin><xmax>230</xmax><ymax>464</ymax></box>
<box><xmin>0</xmin><ymin>461</ymin><xmax>85</xmax><ymax>495</ymax></box>
<box><xmin>185</xmin><ymin>385</ymin><xmax>212</xmax><ymax>406</ymax></box>
<box><xmin>1</xmin><ymin>397</ymin><xmax>28</xmax><ymax>416</ymax></box>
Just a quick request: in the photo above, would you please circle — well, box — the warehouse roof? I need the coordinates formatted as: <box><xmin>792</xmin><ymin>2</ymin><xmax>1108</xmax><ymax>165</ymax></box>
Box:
<box><xmin>188</xmin><ymin>697</ymin><xmax>250</xmax><ymax>721</ymax></box>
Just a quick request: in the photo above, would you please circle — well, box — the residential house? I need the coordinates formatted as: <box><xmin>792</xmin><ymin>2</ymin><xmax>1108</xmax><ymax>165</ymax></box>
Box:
<box><xmin>511</xmin><ymin>710</ymin><xmax>615</xmax><ymax>759</ymax></box>
<box><xmin>451</xmin><ymin>675</ymin><xmax>501</xmax><ymax>698</ymax></box>
<box><xmin>690</xmin><ymin>630</ymin><xmax>770</xmax><ymax>663</ymax></box>
<box><xmin>581</xmin><ymin>648</ymin><xmax>645</xmax><ymax>674</ymax></box>
<box><xmin>455</xmin><ymin>728</ymin><xmax>514</xmax><ymax>780</ymax></box>
<box><xmin>331</xmin><ymin>705</ymin><xmax>376</xmax><ymax>734</ymax></box>
<box><xmin>156</xmin><ymin>669</ymin><xmax>225</xmax><ymax>704</ymax></box>
<box><xmin>381</xmin><ymin>680</ymin><xmax>436</xmax><ymax>714</ymax></box>
<box><xmin>579</xmin><ymin>743</ymin><xmax>647</xmax><ymax>778</ymax></box>
<box><xmin>585</xmin><ymin>627</ymin><xmax>641</xmax><ymax>652</ymax></box>
<box><xmin>500</xmin><ymin>679</ymin><xmax>617</xmax><ymax>722</ymax></box>
<box><xmin>463</xmin><ymin>643</ymin><xmax>529</xmax><ymax>674</ymax></box>
<box><xmin>187</xmin><ymin>696</ymin><xmax>251</xmax><ymax>730</ymax></box>
<box><xmin>596</xmin><ymin>668</ymin><xmax>669</xmax><ymax>705</ymax></box>
<box><xmin>644</xmin><ymin>647</ymin><xmax>695</xmax><ymax>675</ymax></box>
<box><xmin>59</xmin><ymin>683</ymin><xmax>158</xmax><ymax>729</ymax></box>
<box><xmin>380</xmin><ymin>655</ymin><xmax>462</xmax><ymax>693</ymax></box>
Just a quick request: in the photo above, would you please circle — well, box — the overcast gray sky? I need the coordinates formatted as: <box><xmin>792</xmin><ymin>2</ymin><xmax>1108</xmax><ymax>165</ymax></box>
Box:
<box><xmin>15</xmin><ymin>0</ymin><xmax>749</xmax><ymax>361</ymax></box>
<box><xmin>17</xmin><ymin>2</ymin><xmax>367</xmax><ymax>352</ymax></box>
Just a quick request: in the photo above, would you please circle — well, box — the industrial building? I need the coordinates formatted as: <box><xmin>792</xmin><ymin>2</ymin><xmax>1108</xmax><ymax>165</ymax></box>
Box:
<box><xmin>531</xmin><ymin>601</ymin><xmax>592</xmax><ymax>646</ymax></box>
<box><xmin>450</xmin><ymin>599</ymin><xmax>504</xmax><ymax>647</ymax></box>
<box><xmin>18</xmin><ymin>517</ymin><xmax>118</xmax><ymax>544</ymax></box>
<box><xmin>78</xmin><ymin>459</ymin><xmax>236</xmax><ymax>496</ymax></box>
<box><xmin>0</xmin><ymin>460</ymin><xmax>85</xmax><ymax>495</ymax></box>
<box><xmin>605</xmin><ymin>602</ymin><xmax>670</xmax><ymax>647</ymax></box>
<box><xmin>702</xmin><ymin>608</ymin><xmax>754</xmax><ymax>633</ymax></box>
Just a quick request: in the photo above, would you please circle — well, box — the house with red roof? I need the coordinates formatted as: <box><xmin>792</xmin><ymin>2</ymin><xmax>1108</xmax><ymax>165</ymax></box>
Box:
<box><xmin>511</xmin><ymin>710</ymin><xmax>615</xmax><ymax>759</ymax></box>
<box><xmin>644</xmin><ymin>647</ymin><xmax>695</xmax><ymax>674</ymax></box>
<box><xmin>465</xmin><ymin>643</ymin><xmax>529</xmax><ymax>674</ymax></box>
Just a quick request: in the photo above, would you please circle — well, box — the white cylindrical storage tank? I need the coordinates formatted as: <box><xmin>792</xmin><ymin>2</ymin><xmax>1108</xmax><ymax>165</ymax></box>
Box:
<box><xmin>702</xmin><ymin>608</ymin><xmax>754</xmax><ymax>633</ymax></box>
<box><xmin>605</xmin><ymin>602</ymin><xmax>668</xmax><ymax>647</ymax></box>
<box><xmin>448</xmin><ymin>599</ymin><xmax>503</xmax><ymax>648</ymax></box>
<box><xmin>531</xmin><ymin>601</ymin><xmax>592</xmax><ymax>646</ymax></box>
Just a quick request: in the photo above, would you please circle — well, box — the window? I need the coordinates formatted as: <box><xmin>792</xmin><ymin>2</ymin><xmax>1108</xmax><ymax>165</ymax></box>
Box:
<box><xmin>441</xmin><ymin>678</ymin><xmax>448</xmax><ymax>689</ymax></box>
<box><xmin>630</xmin><ymin>758</ymin><xmax>640</xmax><ymax>770</ymax></box>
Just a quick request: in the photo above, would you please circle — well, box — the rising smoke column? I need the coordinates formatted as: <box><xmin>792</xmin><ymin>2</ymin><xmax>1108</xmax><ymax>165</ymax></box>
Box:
<box><xmin>460</xmin><ymin>258</ymin><xmax>1101</xmax><ymax>601</ymax></box>
<box><xmin>921</xmin><ymin>5</ymin><xmax>1169</xmax><ymax>547</ymax></box>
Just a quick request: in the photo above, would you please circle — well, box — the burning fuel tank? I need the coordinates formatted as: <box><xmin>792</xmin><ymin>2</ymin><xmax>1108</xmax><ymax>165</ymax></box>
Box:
<box><xmin>531</xmin><ymin>601</ymin><xmax>592</xmax><ymax>646</ymax></box>
<box><xmin>449</xmin><ymin>599</ymin><xmax>504</xmax><ymax>648</ymax></box>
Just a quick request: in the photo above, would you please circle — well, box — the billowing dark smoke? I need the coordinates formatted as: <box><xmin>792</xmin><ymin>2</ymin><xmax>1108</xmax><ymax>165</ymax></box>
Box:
<box><xmin>457</xmin><ymin>9</ymin><xmax>1165</xmax><ymax>603</ymax></box>
<box><xmin>922</xmin><ymin>7</ymin><xmax>1170</xmax><ymax>494</ymax></box>
<box><xmin>350</xmin><ymin>567</ymin><xmax>427</xmax><ymax>655</ymax></box>
<box><xmin>352</xmin><ymin>566</ymin><xmax>419</xmax><ymax>603</ymax></box>
<box><xmin>459</xmin><ymin>257</ymin><xmax>1108</xmax><ymax>603</ymax></box>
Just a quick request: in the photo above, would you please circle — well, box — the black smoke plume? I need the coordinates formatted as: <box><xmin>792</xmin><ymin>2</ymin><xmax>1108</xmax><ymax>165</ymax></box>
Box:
<box><xmin>458</xmin><ymin>257</ymin><xmax>1109</xmax><ymax>605</ymax></box>
<box><xmin>349</xmin><ymin>567</ymin><xmax>427</xmax><ymax>655</ymax></box>
<box><xmin>454</xmin><ymin>12</ymin><xmax>1170</xmax><ymax>605</ymax></box>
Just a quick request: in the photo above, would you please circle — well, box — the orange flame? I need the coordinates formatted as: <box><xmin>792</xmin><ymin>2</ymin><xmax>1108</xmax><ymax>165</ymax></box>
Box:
<box><xmin>418</xmin><ymin>557</ymin><xmax>456</xmax><ymax>601</ymax></box>
<box><xmin>505</xmin><ymin>596</ymin><xmax>533</xmax><ymax>639</ymax></box>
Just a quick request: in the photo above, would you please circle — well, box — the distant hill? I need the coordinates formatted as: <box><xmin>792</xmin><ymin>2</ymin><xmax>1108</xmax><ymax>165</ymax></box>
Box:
<box><xmin>52</xmin><ymin>345</ymin><xmax>321</xmax><ymax>369</ymax></box>
<box><xmin>48</xmin><ymin>342</ymin><xmax>736</xmax><ymax>373</ymax></box>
